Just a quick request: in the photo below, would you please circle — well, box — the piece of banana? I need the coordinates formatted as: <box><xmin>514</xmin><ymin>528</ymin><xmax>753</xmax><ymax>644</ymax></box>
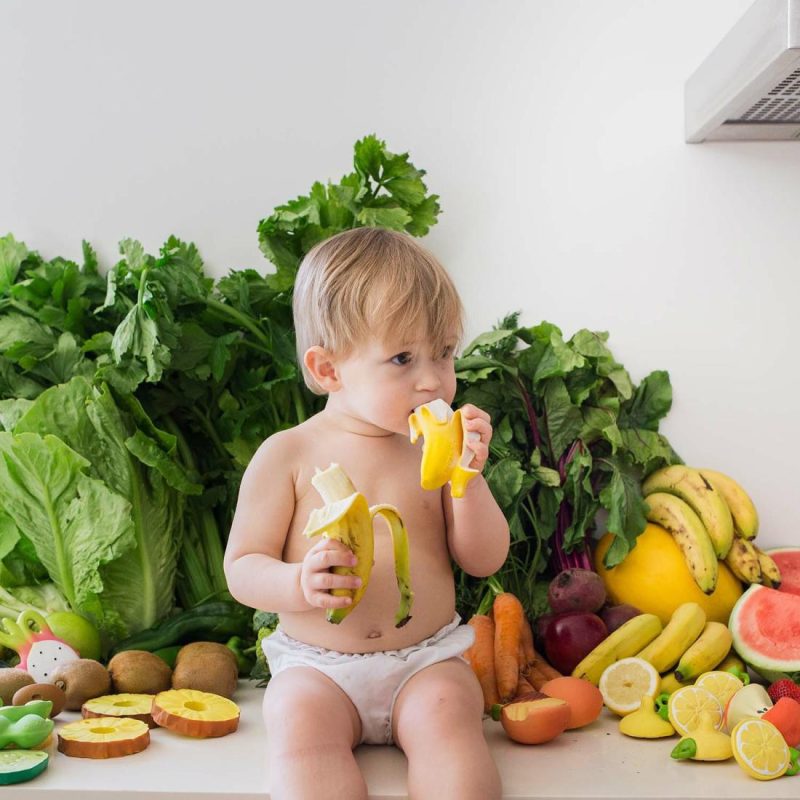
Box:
<box><xmin>753</xmin><ymin>546</ymin><xmax>782</xmax><ymax>589</ymax></box>
<box><xmin>635</xmin><ymin>602</ymin><xmax>707</xmax><ymax>673</ymax></box>
<box><xmin>408</xmin><ymin>399</ymin><xmax>479</xmax><ymax>498</ymax></box>
<box><xmin>674</xmin><ymin>621</ymin><xmax>733</xmax><ymax>682</ymax></box>
<box><xmin>698</xmin><ymin>468</ymin><xmax>759</xmax><ymax>540</ymax></box>
<box><xmin>724</xmin><ymin>535</ymin><xmax>762</xmax><ymax>585</ymax></box>
<box><xmin>643</xmin><ymin>465</ymin><xmax>734</xmax><ymax>559</ymax></box>
<box><xmin>303</xmin><ymin>463</ymin><xmax>414</xmax><ymax>627</ymax></box>
<box><xmin>644</xmin><ymin>492</ymin><xmax>719</xmax><ymax>594</ymax></box>
<box><xmin>571</xmin><ymin>613</ymin><xmax>663</xmax><ymax>685</ymax></box>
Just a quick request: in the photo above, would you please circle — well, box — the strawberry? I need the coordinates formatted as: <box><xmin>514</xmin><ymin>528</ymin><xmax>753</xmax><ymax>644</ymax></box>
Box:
<box><xmin>768</xmin><ymin>679</ymin><xmax>800</xmax><ymax>704</ymax></box>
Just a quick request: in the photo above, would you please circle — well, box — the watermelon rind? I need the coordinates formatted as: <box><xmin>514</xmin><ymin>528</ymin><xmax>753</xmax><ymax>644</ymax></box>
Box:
<box><xmin>0</xmin><ymin>750</ymin><xmax>48</xmax><ymax>785</ymax></box>
<box><xmin>729</xmin><ymin>584</ymin><xmax>800</xmax><ymax>683</ymax></box>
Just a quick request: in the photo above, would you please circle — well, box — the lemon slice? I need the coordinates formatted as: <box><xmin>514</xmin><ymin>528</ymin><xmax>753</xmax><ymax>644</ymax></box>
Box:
<box><xmin>731</xmin><ymin>718</ymin><xmax>790</xmax><ymax>780</ymax></box>
<box><xmin>598</xmin><ymin>657</ymin><xmax>660</xmax><ymax>716</ymax></box>
<box><xmin>668</xmin><ymin>685</ymin><xmax>722</xmax><ymax>737</ymax></box>
<box><xmin>695</xmin><ymin>670</ymin><xmax>744</xmax><ymax>708</ymax></box>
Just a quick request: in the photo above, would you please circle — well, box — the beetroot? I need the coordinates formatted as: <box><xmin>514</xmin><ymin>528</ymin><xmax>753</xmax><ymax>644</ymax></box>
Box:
<box><xmin>599</xmin><ymin>603</ymin><xmax>642</xmax><ymax>634</ymax></box>
<box><xmin>547</xmin><ymin>569</ymin><xmax>606</xmax><ymax>614</ymax></box>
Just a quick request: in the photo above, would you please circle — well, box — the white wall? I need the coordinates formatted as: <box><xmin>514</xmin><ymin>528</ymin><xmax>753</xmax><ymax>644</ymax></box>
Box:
<box><xmin>4</xmin><ymin>0</ymin><xmax>799</xmax><ymax>548</ymax></box>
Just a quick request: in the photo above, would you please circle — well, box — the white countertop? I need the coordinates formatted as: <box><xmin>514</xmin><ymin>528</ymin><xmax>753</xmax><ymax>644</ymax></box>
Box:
<box><xmin>12</xmin><ymin>680</ymin><xmax>799</xmax><ymax>799</ymax></box>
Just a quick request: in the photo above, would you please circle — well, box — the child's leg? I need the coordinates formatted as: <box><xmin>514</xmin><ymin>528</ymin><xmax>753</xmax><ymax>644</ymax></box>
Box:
<box><xmin>263</xmin><ymin>666</ymin><xmax>367</xmax><ymax>800</ymax></box>
<box><xmin>392</xmin><ymin>657</ymin><xmax>501</xmax><ymax>800</ymax></box>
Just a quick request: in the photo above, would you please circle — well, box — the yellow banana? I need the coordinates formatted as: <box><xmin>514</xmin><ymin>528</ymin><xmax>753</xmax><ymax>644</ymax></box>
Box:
<box><xmin>753</xmin><ymin>546</ymin><xmax>782</xmax><ymax>589</ymax></box>
<box><xmin>644</xmin><ymin>493</ymin><xmax>719</xmax><ymax>594</ymax></box>
<box><xmin>724</xmin><ymin>535</ymin><xmax>762</xmax><ymax>585</ymax></box>
<box><xmin>303</xmin><ymin>463</ymin><xmax>413</xmax><ymax>627</ymax></box>
<box><xmin>408</xmin><ymin>399</ymin><xmax>479</xmax><ymax>498</ymax></box>
<box><xmin>674</xmin><ymin>621</ymin><xmax>733</xmax><ymax>682</ymax></box>
<box><xmin>635</xmin><ymin>602</ymin><xmax>707</xmax><ymax>673</ymax></box>
<box><xmin>659</xmin><ymin>671</ymin><xmax>693</xmax><ymax>695</ymax></box>
<box><xmin>572</xmin><ymin>613</ymin><xmax>663</xmax><ymax>685</ymax></box>
<box><xmin>642</xmin><ymin>465</ymin><xmax>733</xmax><ymax>559</ymax></box>
<box><xmin>698</xmin><ymin>468</ymin><xmax>759</xmax><ymax>540</ymax></box>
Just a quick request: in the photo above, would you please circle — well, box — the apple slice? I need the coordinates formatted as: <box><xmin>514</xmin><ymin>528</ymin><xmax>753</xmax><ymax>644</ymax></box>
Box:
<box><xmin>57</xmin><ymin>717</ymin><xmax>150</xmax><ymax>758</ymax></box>
<box><xmin>152</xmin><ymin>689</ymin><xmax>239</xmax><ymax>738</ymax></box>
<box><xmin>500</xmin><ymin>696</ymin><xmax>570</xmax><ymax>745</ymax></box>
<box><xmin>82</xmin><ymin>693</ymin><xmax>157</xmax><ymax>728</ymax></box>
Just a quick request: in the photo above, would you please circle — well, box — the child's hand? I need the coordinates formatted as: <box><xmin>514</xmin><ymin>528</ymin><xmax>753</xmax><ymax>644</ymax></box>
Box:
<box><xmin>300</xmin><ymin>537</ymin><xmax>362</xmax><ymax>610</ymax></box>
<box><xmin>460</xmin><ymin>403</ymin><xmax>492</xmax><ymax>472</ymax></box>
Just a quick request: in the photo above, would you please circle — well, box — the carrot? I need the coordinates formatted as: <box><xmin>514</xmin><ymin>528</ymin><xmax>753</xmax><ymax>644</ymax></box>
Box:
<box><xmin>515</xmin><ymin>672</ymin><xmax>536</xmax><ymax>698</ymax></box>
<box><xmin>520</xmin><ymin>615</ymin><xmax>536</xmax><ymax>670</ymax></box>
<box><xmin>493</xmin><ymin>592</ymin><xmax>524</xmax><ymax>702</ymax></box>
<box><xmin>531</xmin><ymin>646</ymin><xmax>563</xmax><ymax>682</ymax></box>
<box><xmin>465</xmin><ymin>615</ymin><xmax>500</xmax><ymax>713</ymax></box>
<box><xmin>527</xmin><ymin>663</ymin><xmax>549</xmax><ymax>690</ymax></box>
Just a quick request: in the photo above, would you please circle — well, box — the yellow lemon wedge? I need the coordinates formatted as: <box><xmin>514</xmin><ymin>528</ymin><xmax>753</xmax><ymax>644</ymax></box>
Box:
<box><xmin>667</xmin><ymin>685</ymin><xmax>722</xmax><ymax>737</ymax></box>
<box><xmin>598</xmin><ymin>657</ymin><xmax>660</xmax><ymax>716</ymax></box>
<box><xmin>731</xmin><ymin>718</ymin><xmax>790</xmax><ymax>781</ymax></box>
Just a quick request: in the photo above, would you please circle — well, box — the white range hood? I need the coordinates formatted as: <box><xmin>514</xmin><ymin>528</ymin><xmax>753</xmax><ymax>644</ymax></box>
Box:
<box><xmin>685</xmin><ymin>0</ymin><xmax>800</xmax><ymax>142</ymax></box>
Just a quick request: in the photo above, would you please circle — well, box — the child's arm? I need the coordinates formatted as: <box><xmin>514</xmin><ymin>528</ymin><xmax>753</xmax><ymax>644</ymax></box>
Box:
<box><xmin>223</xmin><ymin>432</ymin><xmax>361</xmax><ymax>614</ymax></box>
<box><xmin>443</xmin><ymin>405</ymin><xmax>510</xmax><ymax>577</ymax></box>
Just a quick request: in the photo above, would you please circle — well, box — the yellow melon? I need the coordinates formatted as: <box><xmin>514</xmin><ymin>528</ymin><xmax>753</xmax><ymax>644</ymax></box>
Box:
<box><xmin>595</xmin><ymin>523</ymin><xmax>742</xmax><ymax>625</ymax></box>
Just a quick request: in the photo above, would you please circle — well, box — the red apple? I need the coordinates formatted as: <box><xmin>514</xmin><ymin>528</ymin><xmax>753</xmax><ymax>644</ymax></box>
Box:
<box><xmin>543</xmin><ymin>612</ymin><xmax>607</xmax><ymax>675</ymax></box>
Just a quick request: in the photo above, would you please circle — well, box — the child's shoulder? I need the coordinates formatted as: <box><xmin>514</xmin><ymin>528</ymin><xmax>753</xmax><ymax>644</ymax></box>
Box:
<box><xmin>246</xmin><ymin>415</ymin><xmax>322</xmax><ymax>473</ymax></box>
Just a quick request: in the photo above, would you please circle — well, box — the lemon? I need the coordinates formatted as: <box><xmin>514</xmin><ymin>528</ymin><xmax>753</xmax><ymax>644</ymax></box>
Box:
<box><xmin>695</xmin><ymin>671</ymin><xmax>744</xmax><ymax>708</ymax></box>
<box><xmin>598</xmin><ymin>657</ymin><xmax>660</xmax><ymax>716</ymax></box>
<box><xmin>668</xmin><ymin>685</ymin><xmax>723</xmax><ymax>737</ymax></box>
<box><xmin>731</xmin><ymin>718</ymin><xmax>790</xmax><ymax>780</ymax></box>
<box><xmin>595</xmin><ymin>523</ymin><xmax>743</xmax><ymax>625</ymax></box>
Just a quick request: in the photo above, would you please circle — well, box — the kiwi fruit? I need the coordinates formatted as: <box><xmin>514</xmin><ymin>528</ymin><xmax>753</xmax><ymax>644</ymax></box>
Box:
<box><xmin>13</xmin><ymin>682</ymin><xmax>68</xmax><ymax>717</ymax></box>
<box><xmin>52</xmin><ymin>659</ymin><xmax>112</xmax><ymax>711</ymax></box>
<box><xmin>108</xmin><ymin>650</ymin><xmax>172</xmax><ymax>694</ymax></box>
<box><xmin>171</xmin><ymin>642</ymin><xmax>238</xmax><ymax>699</ymax></box>
<box><xmin>0</xmin><ymin>667</ymin><xmax>34</xmax><ymax>704</ymax></box>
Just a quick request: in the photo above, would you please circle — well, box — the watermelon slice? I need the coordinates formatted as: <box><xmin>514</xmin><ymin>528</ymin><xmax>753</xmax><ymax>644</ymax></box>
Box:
<box><xmin>766</xmin><ymin>547</ymin><xmax>800</xmax><ymax>596</ymax></box>
<box><xmin>729</xmin><ymin>584</ymin><xmax>800</xmax><ymax>683</ymax></box>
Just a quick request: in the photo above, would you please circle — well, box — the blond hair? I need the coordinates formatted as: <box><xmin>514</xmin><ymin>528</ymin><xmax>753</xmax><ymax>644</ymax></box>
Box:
<box><xmin>293</xmin><ymin>227</ymin><xmax>464</xmax><ymax>395</ymax></box>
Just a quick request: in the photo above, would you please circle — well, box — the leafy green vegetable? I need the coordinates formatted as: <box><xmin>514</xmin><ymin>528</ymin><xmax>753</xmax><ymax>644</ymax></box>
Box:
<box><xmin>0</xmin><ymin>431</ymin><xmax>135</xmax><ymax>638</ymax></box>
<box><xmin>454</xmin><ymin>313</ymin><xmax>680</xmax><ymax>619</ymax></box>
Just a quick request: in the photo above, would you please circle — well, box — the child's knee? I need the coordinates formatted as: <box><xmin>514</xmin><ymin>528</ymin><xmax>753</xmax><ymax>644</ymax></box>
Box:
<box><xmin>263</xmin><ymin>667</ymin><xmax>361</xmax><ymax>748</ymax></box>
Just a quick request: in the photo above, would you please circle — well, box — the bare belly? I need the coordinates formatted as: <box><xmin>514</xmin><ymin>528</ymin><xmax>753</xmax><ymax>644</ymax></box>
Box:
<box><xmin>278</xmin><ymin>546</ymin><xmax>457</xmax><ymax>653</ymax></box>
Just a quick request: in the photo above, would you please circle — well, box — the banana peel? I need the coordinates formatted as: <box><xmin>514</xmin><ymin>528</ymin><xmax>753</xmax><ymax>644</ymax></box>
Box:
<box><xmin>302</xmin><ymin>463</ymin><xmax>413</xmax><ymax>628</ymax></box>
<box><xmin>409</xmin><ymin>399</ymin><xmax>479</xmax><ymax>498</ymax></box>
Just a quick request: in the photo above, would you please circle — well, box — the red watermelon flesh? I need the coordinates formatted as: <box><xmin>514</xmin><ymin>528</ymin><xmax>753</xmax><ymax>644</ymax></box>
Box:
<box><xmin>767</xmin><ymin>547</ymin><xmax>800</xmax><ymax>595</ymax></box>
<box><xmin>729</xmin><ymin>584</ymin><xmax>800</xmax><ymax>683</ymax></box>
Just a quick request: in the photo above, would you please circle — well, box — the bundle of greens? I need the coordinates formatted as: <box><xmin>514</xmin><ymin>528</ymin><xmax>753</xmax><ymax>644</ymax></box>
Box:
<box><xmin>454</xmin><ymin>314</ymin><xmax>681</xmax><ymax>619</ymax></box>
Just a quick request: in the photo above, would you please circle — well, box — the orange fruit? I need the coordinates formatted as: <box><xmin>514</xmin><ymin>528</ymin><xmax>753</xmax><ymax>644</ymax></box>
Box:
<box><xmin>595</xmin><ymin>523</ymin><xmax>743</xmax><ymax>625</ymax></box>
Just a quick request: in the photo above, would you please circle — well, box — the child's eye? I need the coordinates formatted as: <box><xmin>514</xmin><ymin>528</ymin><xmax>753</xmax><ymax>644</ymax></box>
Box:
<box><xmin>440</xmin><ymin>346</ymin><xmax>455</xmax><ymax>360</ymax></box>
<box><xmin>391</xmin><ymin>352</ymin><xmax>412</xmax><ymax>366</ymax></box>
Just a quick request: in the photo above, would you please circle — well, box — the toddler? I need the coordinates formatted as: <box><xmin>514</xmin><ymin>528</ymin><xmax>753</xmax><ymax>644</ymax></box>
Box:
<box><xmin>224</xmin><ymin>227</ymin><xmax>509</xmax><ymax>800</ymax></box>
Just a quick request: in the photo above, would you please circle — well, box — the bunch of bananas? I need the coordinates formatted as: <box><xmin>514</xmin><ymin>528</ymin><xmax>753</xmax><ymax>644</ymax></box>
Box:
<box><xmin>641</xmin><ymin>465</ymin><xmax>780</xmax><ymax>595</ymax></box>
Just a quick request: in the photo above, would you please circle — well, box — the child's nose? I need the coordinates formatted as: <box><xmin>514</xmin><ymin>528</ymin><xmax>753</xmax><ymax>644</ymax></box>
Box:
<box><xmin>414</xmin><ymin>365</ymin><xmax>441</xmax><ymax>393</ymax></box>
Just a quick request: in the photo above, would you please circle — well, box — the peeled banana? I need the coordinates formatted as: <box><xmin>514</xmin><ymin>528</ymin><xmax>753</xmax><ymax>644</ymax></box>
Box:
<box><xmin>642</xmin><ymin>465</ymin><xmax>733</xmax><ymax>559</ymax></box>
<box><xmin>699</xmin><ymin>468</ymin><xmax>759</xmax><ymax>540</ymax></box>
<box><xmin>674</xmin><ymin>621</ymin><xmax>733</xmax><ymax>682</ymax></box>
<box><xmin>409</xmin><ymin>399</ymin><xmax>479</xmax><ymax>498</ymax></box>
<box><xmin>302</xmin><ymin>463</ymin><xmax>414</xmax><ymax>627</ymax></box>
<box><xmin>644</xmin><ymin>492</ymin><xmax>719</xmax><ymax>594</ymax></box>
<box><xmin>635</xmin><ymin>602</ymin><xmax>707</xmax><ymax>673</ymax></box>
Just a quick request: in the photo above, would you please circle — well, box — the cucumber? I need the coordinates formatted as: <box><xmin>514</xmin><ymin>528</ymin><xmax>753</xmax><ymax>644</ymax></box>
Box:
<box><xmin>0</xmin><ymin>750</ymin><xmax>49</xmax><ymax>784</ymax></box>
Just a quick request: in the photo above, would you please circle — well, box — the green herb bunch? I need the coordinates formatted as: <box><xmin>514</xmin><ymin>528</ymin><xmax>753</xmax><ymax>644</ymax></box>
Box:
<box><xmin>453</xmin><ymin>314</ymin><xmax>681</xmax><ymax>619</ymax></box>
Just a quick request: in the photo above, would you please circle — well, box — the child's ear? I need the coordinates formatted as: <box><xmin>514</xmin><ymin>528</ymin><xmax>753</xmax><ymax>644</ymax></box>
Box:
<box><xmin>304</xmin><ymin>346</ymin><xmax>342</xmax><ymax>392</ymax></box>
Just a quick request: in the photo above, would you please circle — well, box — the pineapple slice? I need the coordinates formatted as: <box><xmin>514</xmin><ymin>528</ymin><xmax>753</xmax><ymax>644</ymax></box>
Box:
<box><xmin>57</xmin><ymin>717</ymin><xmax>150</xmax><ymax>759</ymax></box>
<box><xmin>152</xmin><ymin>689</ymin><xmax>239</xmax><ymax>738</ymax></box>
<box><xmin>82</xmin><ymin>694</ymin><xmax>157</xmax><ymax>728</ymax></box>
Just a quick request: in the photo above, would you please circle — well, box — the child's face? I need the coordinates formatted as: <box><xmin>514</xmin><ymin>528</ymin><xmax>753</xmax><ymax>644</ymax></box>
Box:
<box><xmin>332</xmin><ymin>331</ymin><xmax>458</xmax><ymax>435</ymax></box>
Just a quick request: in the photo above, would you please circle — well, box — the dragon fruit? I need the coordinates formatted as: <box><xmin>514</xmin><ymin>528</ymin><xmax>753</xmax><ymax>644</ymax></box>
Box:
<box><xmin>0</xmin><ymin>609</ymin><xmax>79</xmax><ymax>682</ymax></box>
